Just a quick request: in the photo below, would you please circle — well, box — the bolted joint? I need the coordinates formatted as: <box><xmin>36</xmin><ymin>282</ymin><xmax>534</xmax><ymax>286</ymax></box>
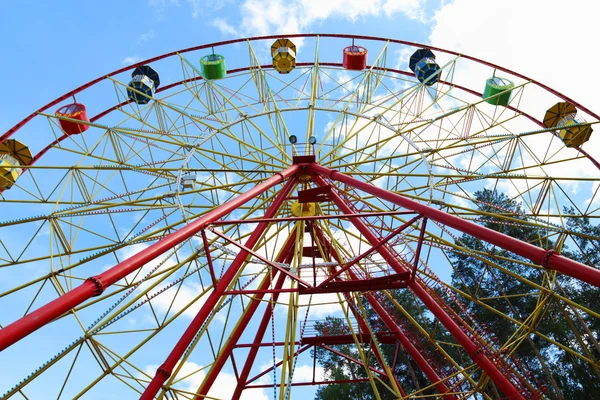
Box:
<box><xmin>469</xmin><ymin>347</ymin><xmax>484</xmax><ymax>359</ymax></box>
<box><xmin>542</xmin><ymin>249</ymin><xmax>557</xmax><ymax>269</ymax></box>
<box><xmin>86</xmin><ymin>276</ymin><xmax>105</xmax><ymax>296</ymax></box>
<box><xmin>157</xmin><ymin>367</ymin><xmax>171</xmax><ymax>379</ymax></box>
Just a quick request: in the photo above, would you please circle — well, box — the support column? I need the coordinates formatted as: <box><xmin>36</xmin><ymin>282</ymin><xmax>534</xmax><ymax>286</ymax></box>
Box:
<box><xmin>368</xmin><ymin>293</ymin><xmax>458</xmax><ymax>399</ymax></box>
<box><xmin>195</xmin><ymin>230</ymin><xmax>297</xmax><ymax>397</ymax></box>
<box><xmin>232</xmin><ymin>266</ymin><xmax>292</xmax><ymax>398</ymax></box>
<box><xmin>141</xmin><ymin>176</ymin><xmax>298</xmax><ymax>400</ymax></box>
<box><xmin>313</xmin><ymin>225</ymin><xmax>454</xmax><ymax>399</ymax></box>
<box><xmin>313</xmin><ymin>173</ymin><xmax>525</xmax><ymax>400</ymax></box>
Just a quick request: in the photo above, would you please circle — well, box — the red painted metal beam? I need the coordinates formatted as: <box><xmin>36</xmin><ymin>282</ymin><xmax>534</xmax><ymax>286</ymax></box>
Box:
<box><xmin>245</xmin><ymin>344</ymin><xmax>312</xmax><ymax>386</ymax></box>
<box><xmin>313</xmin><ymin>173</ymin><xmax>525</xmax><ymax>399</ymax></box>
<box><xmin>313</xmin><ymin>225</ymin><xmax>453</xmax><ymax>399</ymax></box>
<box><xmin>231</xmin><ymin>333</ymin><xmax>399</xmax><ymax>347</ymax></box>
<box><xmin>0</xmin><ymin>165</ymin><xmax>299</xmax><ymax>352</ymax></box>
<box><xmin>195</xmin><ymin>231</ymin><xmax>297</xmax><ymax>398</ymax></box>
<box><xmin>141</xmin><ymin>175</ymin><xmax>298</xmax><ymax>399</ymax></box>
<box><xmin>231</xmin><ymin>270</ymin><xmax>291</xmax><ymax>399</ymax></box>
<box><xmin>318</xmin><ymin>214</ymin><xmax>422</xmax><ymax>287</ymax></box>
<box><xmin>225</xmin><ymin>276</ymin><xmax>409</xmax><ymax>295</ymax></box>
<box><xmin>320</xmin><ymin>344</ymin><xmax>390</xmax><ymax>379</ymax></box>
<box><xmin>312</xmin><ymin>164</ymin><xmax>600</xmax><ymax>288</ymax></box>
<box><xmin>246</xmin><ymin>378</ymin><xmax>374</xmax><ymax>388</ymax></box>
<box><xmin>367</xmin><ymin>293</ymin><xmax>459</xmax><ymax>400</ymax></box>
<box><xmin>211</xmin><ymin>210</ymin><xmax>416</xmax><ymax>225</ymax></box>
<box><xmin>302</xmin><ymin>332</ymin><xmax>398</xmax><ymax>346</ymax></box>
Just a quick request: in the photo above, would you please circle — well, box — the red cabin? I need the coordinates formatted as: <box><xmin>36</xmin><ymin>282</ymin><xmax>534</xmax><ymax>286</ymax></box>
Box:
<box><xmin>343</xmin><ymin>45</ymin><xmax>368</xmax><ymax>70</ymax></box>
<box><xmin>55</xmin><ymin>103</ymin><xmax>89</xmax><ymax>135</ymax></box>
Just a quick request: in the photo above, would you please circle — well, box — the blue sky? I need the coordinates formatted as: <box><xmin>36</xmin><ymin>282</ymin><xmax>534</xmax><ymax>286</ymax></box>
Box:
<box><xmin>1</xmin><ymin>1</ymin><xmax>599</xmax><ymax>399</ymax></box>
<box><xmin>2</xmin><ymin>0</ymin><xmax>598</xmax><ymax>139</ymax></box>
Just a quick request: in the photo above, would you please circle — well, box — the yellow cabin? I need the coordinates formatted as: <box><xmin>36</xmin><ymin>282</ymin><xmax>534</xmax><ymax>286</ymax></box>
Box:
<box><xmin>271</xmin><ymin>39</ymin><xmax>296</xmax><ymax>74</ymax></box>
<box><xmin>0</xmin><ymin>139</ymin><xmax>32</xmax><ymax>190</ymax></box>
<box><xmin>543</xmin><ymin>102</ymin><xmax>593</xmax><ymax>148</ymax></box>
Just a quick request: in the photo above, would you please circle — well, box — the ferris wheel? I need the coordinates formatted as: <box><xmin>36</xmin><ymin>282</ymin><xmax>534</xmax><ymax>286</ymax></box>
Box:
<box><xmin>0</xmin><ymin>33</ymin><xmax>599</xmax><ymax>399</ymax></box>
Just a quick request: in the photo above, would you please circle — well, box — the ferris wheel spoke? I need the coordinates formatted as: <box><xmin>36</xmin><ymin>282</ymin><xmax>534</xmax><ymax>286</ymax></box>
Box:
<box><xmin>3</xmin><ymin>34</ymin><xmax>600</xmax><ymax>399</ymax></box>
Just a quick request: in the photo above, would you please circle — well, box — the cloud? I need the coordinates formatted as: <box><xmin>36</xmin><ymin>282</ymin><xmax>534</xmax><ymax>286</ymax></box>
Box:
<box><xmin>115</xmin><ymin>243</ymin><xmax>209</xmax><ymax>320</ymax></box>
<box><xmin>143</xmin><ymin>361</ymin><xmax>268</xmax><ymax>399</ymax></box>
<box><xmin>428</xmin><ymin>0</ymin><xmax>600</xmax><ymax>213</ymax></box>
<box><xmin>122</xmin><ymin>55</ymin><xmax>143</xmax><ymax>65</ymax></box>
<box><xmin>148</xmin><ymin>0</ymin><xmax>180</xmax><ymax>18</ymax></box>
<box><xmin>138</xmin><ymin>29</ymin><xmax>155</xmax><ymax>44</ymax></box>
<box><xmin>211</xmin><ymin>17</ymin><xmax>239</xmax><ymax>37</ymax></box>
<box><xmin>429</xmin><ymin>0</ymin><xmax>600</xmax><ymax>160</ymax></box>
<box><xmin>147</xmin><ymin>0</ymin><xmax>201</xmax><ymax>18</ymax></box>
<box><xmin>237</xmin><ymin>0</ymin><xmax>426</xmax><ymax>37</ymax></box>
<box><xmin>292</xmin><ymin>364</ymin><xmax>325</xmax><ymax>382</ymax></box>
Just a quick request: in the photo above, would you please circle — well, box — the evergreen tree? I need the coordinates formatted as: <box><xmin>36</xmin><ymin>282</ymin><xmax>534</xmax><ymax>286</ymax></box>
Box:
<box><xmin>314</xmin><ymin>191</ymin><xmax>600</xmax><ymax>399</ymax></box>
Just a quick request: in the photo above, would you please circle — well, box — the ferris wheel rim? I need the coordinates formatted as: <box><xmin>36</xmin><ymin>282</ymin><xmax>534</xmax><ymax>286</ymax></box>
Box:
<box><xmin>2</xmin><ymin>32</ymin><xmax>599</xmax><ymax>143</ymax></box>
<box><xmin>10</xmin><ymin>61</ymin><xmax>600</xmax><ymax>174</ymax></box>
<box><xmin>1</xmin><ymin>33</ymin><xmax>599</xmax><ymax>400</ymax></box>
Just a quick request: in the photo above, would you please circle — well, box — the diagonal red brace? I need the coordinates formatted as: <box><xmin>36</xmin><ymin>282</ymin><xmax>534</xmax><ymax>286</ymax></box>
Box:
<box><xmin>311</xmin><ymin>163</ymin><xmax>600</xmax><ymax>288</ymax></box>
<box><xmin>0</xmin><ymin>165</ymin><xmax>299</xmax><ymax>352</ymax></box>
<box><xmin>141</xmin><ymin>175</ymin><xmax>298</xmax><ymax>400</ymax></box>
<box><xmin>313</xmin><ymin>172</ymin><xmax>525</xmax><ymax>399</ymax></box>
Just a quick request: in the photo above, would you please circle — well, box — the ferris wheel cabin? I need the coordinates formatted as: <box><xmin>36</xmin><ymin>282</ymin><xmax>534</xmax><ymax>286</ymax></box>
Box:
<box><xmin>544</xmin><ymin>102</ymin><xmax>593</xmax><ymax>148</ymax></box>
<box><xmin>343</xmin><ymin>44</ymin><xmax>368</xmax><ymax>70</ymax></box>
<box><xmin>200</xmin><ymin>53</ymin><xmax>227</xmax><ymax>80</ymax></box>
<box><xmin>483</xmin><ymin>76</ymin><xmax>515</xmax><ymax>106</ymax></box>
<box><xmin>55</xmin><ymin>103</ymin><xmax>90</xmax><ymax>135</ymax></box>
<box><xmin>127</xmin><ymin>65</ymin><xmax>160</xmax><ymax>104</ymax></box>
<box><xmin>271</xmin><ymin>38</ymin><xmax>296</xmax><ymax>74</ymax></box>
<box><xmin>409</xmin><ymin>48</ymin><xmax>440</xmax><ymax>86</ymax></box>
<box><xmin>0</xmin><ymin>139</ymin><xmax>32</xmax><ymax>190</ymax></box>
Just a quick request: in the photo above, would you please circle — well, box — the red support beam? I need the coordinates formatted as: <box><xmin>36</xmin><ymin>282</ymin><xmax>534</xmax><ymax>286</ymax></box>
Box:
<box><xmin>246</xmin><ymin>378</ymin><xmax>374</xmax><ymax>388</ymax></box>
<box><xmin>245</xmin><ymin>344</ymin><xmax>312</xmax><ymax>386</ymax></box>
<box><xmin>320</xmin><ymin>344</ymin><xmax>390</xmax><ymax>378</ymax></box>
<box><xmin>208</xmin><ymin>227</ymin><xmax>313</xmax><ymax>289</ymax></box>
<box><xmin>412</xmin><ymin>217</ymin><xmax>428</xmax><ymax>280</ymax></box>
<box><xmin>313</xmin><ymin>173</ymin><xmax>525</xmax><ymax>399</ymax></box>
<box><xmin>311</xmin><ymin>163</ymin><xmax>600</xmax><ymax>288</ymax></box>
<box><xmin>231</xmin><ymin>271</ymin><xmax>290</xmax><ymax>399</ymax></box>
<box><xmin>313</xmin><ymin>225</ymin><xmax>450</xmax><ymax>399</ymax></box>
<box><xmin>210</xmin><ymin>210</ymin><xmax>416</xmax><ymax>226</ymax></box>
<box><xmin>318</xmin><ymin>214</ymin><xmax>421</xmax><ymax>287</ymax></box>
<box><xmin>141</xmin><ymin>175</ymin><xmax>298</xmax><ymax>400</ymax></box>
<box><xmin>0</xmin><ymin>165</ymin><xmax>299</xmax><ymax>352</ymax></box>
<box><xmin>194</xmin><ymin>230</ymin><xmax>297</xmax><ymax>398</ymax></box>
<box><xmin>367</xmin><ymin>293</ymin><xmax>459</xmax><ymax>400</ymax></box>
<box><xmin>310</xmin><ymin>225</ymin><xmax>408</xmax><ymax>397</ymax></box>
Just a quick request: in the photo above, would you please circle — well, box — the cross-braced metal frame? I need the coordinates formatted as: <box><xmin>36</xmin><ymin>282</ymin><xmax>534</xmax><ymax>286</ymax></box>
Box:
<box><xmin>1</xmin><ymin>34</ymin><xmax>599</xmax><ymax>399</ymax></box>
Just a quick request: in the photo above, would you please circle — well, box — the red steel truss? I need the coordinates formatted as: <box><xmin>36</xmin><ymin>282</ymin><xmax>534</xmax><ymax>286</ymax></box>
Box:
<box><xmin>3</xmin><ymin>161</ymin><xmax>599</xmax><ymax>399</ymax></box>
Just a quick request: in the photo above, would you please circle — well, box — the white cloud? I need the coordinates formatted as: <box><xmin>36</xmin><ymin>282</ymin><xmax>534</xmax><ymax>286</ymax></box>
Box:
<box><xmin>122</xmin><ymin>55</ymin><xmax>143</xmax><ymax>65</ymax></box>
<box><xmin>116</xmin><ymin>243</ymin><xmax>209</xmax><ymax>319</ymax></box>
<box><xmin>138</xmin><ymin>29</ymin><xmax>155</xmax><ymax>44</ymax></box>
<box><xmin>143</xmin><ymin>361</ymin><xmax>268</xmax><ymax>399</ymax></box>
<box><xmin>292</xmin><ymin>363</ymin><xmax>326</xmax><ymax>382</ymax></box>
<box><xmin>148</xmin><ymin>0</ymin><xmax>201</xmax><ymax>18</ymax></box>
<box><xmin>429</xmin><ymin>0</ymin><xmax>600</xmax><ymax>160</ymax></box>
<box><xmin>238</xmin><ymin>0</ymin><xmax>425</xmax><ymax>37</ymax></box>
<box><xmin>211</xmin><ymin>17</ymin><xmax>239</xmax><ymax>37</ymax></box>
